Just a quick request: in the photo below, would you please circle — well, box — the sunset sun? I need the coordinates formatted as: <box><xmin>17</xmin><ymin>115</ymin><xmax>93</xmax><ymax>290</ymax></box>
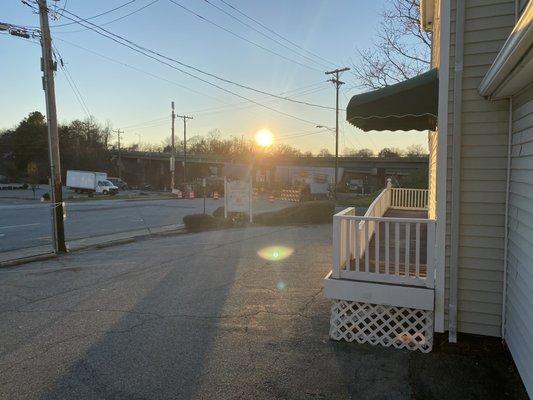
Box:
<box><xmin>255</xmin><ymin>128</ymin><xmax>273</xmax><ymax>147</ymax></box>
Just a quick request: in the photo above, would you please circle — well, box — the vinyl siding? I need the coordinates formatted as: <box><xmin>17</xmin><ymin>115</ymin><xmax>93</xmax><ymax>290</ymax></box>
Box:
<box><xmin>445</xmin><ymin>0</ymin><xmax>514</xmax><ymax>337</ymax></box>
<box><xmin>505</xmin><ymin>84</ymin><xmax>533</xmax><ymax>397</ymax></box>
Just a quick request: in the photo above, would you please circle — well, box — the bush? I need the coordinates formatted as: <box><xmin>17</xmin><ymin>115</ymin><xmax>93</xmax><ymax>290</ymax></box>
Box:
<box><xmin>183</xmin><ymin>214</ymin><xmax>220</xmax><ymax>232</ymax></box>
<box><xmin>212</xmin><ymin>206</ymin><xmax>225</xmax><ymax>218</ymax></box>
<box><xmin>254</xmin><ymin>201</ymin><xmax>335</xmax><ymax>226</ymax></box>
<box><xmin>41</xmin><ymin>193</ymin><xmax>50</xmax><ymax>200</ymax></box>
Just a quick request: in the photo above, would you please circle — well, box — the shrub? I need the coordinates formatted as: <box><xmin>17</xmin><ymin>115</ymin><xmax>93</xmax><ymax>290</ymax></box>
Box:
<box><xmin>183</xmin><ymin>214</ymin><xmax>220</xmax><ymax>232</ymax></box>
<box><xmin>41</xmin><ymin>193</ymin><xmax>50</xmax><ymax>200</ymax></box>
<box><xmin>212</xmin><ymin>206</ymin><xmax>225</xmax><ymax>218</ymax></box>
<box><xmin>254</xmin><ymin>201</ymin><xmax>335</xmax><ymax>226</ymax></box>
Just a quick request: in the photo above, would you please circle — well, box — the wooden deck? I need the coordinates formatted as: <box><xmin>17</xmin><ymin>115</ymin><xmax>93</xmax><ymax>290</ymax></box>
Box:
<box><xmin>348</xmin><ymin>209</ymin><xmax>429</xmax><ymax>277</ymax></box>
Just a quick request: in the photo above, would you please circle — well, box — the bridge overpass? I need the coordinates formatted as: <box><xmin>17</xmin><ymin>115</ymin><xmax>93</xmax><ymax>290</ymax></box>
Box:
<box><xmin>114</xmin><ymin>151</ymin><xmax>428</xmax><ymax>190</ymax></box>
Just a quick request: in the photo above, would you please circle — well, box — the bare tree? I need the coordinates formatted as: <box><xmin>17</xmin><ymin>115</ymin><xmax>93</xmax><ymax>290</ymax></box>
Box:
<box><xmin>317</xmin><ymin>148</ymin><xmax>332</xmax><ymax>157</ymax></box>
<box><xmin>352</xmin><ymin>0</ymin><xmax>431</xmax><ymax>90</ymax></box>
<box><xmin>405</xmin><ymin>144</ymin><xmax>427</xmax><ymax>157</ymax></box>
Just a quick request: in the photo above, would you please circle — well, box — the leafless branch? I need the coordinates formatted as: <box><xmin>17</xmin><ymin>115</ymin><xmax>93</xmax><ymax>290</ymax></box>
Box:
<box><xmin>352</xmin><ymin>0</ymin><xmax>431</xmax><ymax>90</ymax></box>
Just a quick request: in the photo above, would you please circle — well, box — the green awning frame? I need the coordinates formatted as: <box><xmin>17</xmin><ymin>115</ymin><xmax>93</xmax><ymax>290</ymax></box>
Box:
<box><xmin>346</xmin><ymin>69</ymin><xmax>438</xmax><ymax>132</ymax></box>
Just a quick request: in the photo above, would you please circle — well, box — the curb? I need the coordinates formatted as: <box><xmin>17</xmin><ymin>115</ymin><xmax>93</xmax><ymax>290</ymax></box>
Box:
<box><xmin>0</xmin><ymin>224</ymin><xmax>185</xmax><ymax>268</ymax></box>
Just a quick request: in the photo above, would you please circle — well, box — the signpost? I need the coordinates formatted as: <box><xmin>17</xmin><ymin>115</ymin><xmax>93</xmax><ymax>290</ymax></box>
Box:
<box><xmin>224</xmin><ymin>177</ymin><xmax>253</xmax><ymax>222</ymax></box>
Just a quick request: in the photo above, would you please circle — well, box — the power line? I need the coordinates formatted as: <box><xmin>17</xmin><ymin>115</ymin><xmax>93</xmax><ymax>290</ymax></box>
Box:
<box><xmin>23</xmin><ymin>0</ymin><xmax>139</xmax><ymax>28</ymax></box>
<box><xmin>55</xmin><ymin>9</ymin><xmax>337</xmax><ymax>111</ymax></box>
<box><xmin>55</xmin><ymin>37</ymin><xmax>228</xmax><ymax>104</ymax></box>
<box><xmin>51</xmin><ymin>9</ymin><xmax>325</xmax><ymax>125</ymax></box>
<box><xmin>55</xmin><ymin>7</ymin><xmax>337</xmax><ymax>110</ymax></box>
<box><xmin>56</xmin><ymin>37</ymin><xmax>330</xmax><ymax>129</ymax></box>
<box><xmin>217</xmin><ymin>0</ymin><xmax>337</xmax><ymax>67</ymax></box>
<box><xmin>51</xmin><ymin>0</ymin><xmax>138</xmax><ymax>28</ymax></box>
<box><xmin>166</xmin><ymin>0</ymin><xmax>322</xmax><ymax>73</ymax></box>
<box><xmin>52</xmin><ymin>45</ymin><xmax>92</xmax><ymax>118</ymax></box>
<box><xmin>201</xmin><ymin>0</ymin><xmax>330</xmax><ymax>70</ymax></box>
<box><xmin>56</xmin><ymin>0</ymin><xmax>159</xmax><ymax>34</ymax></box>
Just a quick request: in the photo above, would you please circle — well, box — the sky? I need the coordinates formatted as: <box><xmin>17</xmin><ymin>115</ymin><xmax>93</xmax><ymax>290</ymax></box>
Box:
<box><xmin>0</xmin><ymin>0</ymin><xmax>429</xmax><ymax>153</ymax></box>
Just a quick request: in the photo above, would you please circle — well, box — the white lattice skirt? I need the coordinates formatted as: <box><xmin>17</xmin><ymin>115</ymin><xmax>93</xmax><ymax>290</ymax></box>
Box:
<box><xmin>329</xmin><ymin>299</ymin><xmax>434</xmax><ymax>353</ymax></box>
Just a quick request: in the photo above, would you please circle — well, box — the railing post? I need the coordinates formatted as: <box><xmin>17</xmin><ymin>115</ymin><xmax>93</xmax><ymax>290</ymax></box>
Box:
<box><xmin>426</xmin><ymin>220</ymin><xmax>436</xmax><ymax>288</ymax></box>
<box><xmin>332</xmin><ymin>215</ymin><xmax>341</xmax><ymax>278</ymax></box>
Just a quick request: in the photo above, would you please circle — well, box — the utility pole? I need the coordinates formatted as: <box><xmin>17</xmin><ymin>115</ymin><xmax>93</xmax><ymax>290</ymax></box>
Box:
<box><xmin>326</xmin><ymin>67</ymin><xmax>350</xmax><ymax>201</ymax></box>
<box><xmin>176</xmin><ymin>114</ymin><xmax>193</xmax><ymax>183</ymax></box>
<box><xmin>114</xmin><ymin>129</ymin><xmax>123</xmax><ymax>179</ymax></box>
<box><xmin>170</xmin><ymin>101</ymin><xmax>176</xmax><ymax>190</ymax></box>
<box><xmin>38</xmin><ymin>0</ymin><xmax>66</xmax><ymax>253</ymax></box>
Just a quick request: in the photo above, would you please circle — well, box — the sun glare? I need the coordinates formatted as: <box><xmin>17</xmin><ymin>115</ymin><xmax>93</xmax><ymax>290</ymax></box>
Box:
<box><xmin>255</xmin><ymin>128</ymin><xmax>273</xmax><ymax>147</ymax></box>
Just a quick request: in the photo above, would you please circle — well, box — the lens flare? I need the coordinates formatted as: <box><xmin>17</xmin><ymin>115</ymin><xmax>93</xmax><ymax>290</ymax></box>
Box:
<box><xmin>257</xmin><ymin>246</ymin><xmax>294</xmax><ymax>261</ymax></box>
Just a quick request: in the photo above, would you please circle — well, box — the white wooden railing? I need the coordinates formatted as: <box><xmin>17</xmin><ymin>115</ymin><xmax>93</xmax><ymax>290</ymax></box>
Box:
<box><xmin>390</xmin><ymin>187</ymin><xmax>428</xmax><ymax>210</ymax></box>
<box><xmin>333</xmin><ymin>183</ymin><xmax>435</xmax><ymax>288</ymax></box>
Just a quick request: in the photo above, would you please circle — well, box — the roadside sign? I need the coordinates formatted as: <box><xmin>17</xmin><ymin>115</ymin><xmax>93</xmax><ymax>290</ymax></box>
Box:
<box><xmin>224</xmin><ymin>177</ymin><xmax>252</xmax><ymax>222</ymax></box>
<box><xmin>169</xmin><ymin>156</ymin><xmax>175</xmax><ymax>171</ymax></box>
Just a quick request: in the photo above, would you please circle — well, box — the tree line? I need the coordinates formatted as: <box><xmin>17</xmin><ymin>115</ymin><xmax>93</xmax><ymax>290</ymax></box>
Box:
<box><xmin>0</xmin><ymin>112</ymin><xmax>113</xmax><ymax>183</ymax></box>
<box><xmin>0</xmin><ymin>112</ymin><xmax>427</xmax><ymax>183</ymax></box>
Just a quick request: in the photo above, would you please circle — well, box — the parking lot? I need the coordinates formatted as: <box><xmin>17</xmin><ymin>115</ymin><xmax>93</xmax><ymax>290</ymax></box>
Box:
<box><xmin>0</xmin><ymin>225</ymin><xmax>527</xmax><ymax>400</ymax></box>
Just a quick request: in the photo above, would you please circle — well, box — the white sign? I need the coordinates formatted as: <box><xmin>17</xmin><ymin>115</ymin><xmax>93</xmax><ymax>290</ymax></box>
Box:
<box><xmin>226</xmin><ymin>180</ymin><xmax>250</xmax><ymax>212</ymax></box>
<box><xmin>224</xmin><ymin>177</ymin><xmax>253</xmax><ymax>222</ymax></box>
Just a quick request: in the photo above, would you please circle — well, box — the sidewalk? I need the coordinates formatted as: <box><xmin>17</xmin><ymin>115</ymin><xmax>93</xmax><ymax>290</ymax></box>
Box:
<box><xmin>0</xmin><ymin>223</ymin><xmax>184</xmax><ymax>266</ymax></box>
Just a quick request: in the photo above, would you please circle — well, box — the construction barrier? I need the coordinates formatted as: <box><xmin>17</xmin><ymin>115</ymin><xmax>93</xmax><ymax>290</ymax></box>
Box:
<box><xmin>189</xmin><ymin>191</ymin><xmax>195</xmax><ymax>199</ymax></box>
<box><xmin>280</xmin><ymin>189</ymin><xmax>301</xmax><ymax>202</ymax></box>
<box><xmin>213</xmin><ymin>191</ymin><xmax>219</xmax><ymax>200</ymax></box>
<box><xmin>269</xmin><ymin>195</ymin><xmax>275</xmax><ymax>203</ymax></box>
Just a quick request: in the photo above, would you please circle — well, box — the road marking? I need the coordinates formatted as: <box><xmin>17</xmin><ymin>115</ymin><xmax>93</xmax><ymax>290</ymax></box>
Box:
<box><xmin>0</xmin><ymin>223</ymin><xmax>40</xmax><ymax>230</ymax></box>
<box><xmin>0</xmin><ymin>233</ymin><xmax>5</xmax><ymax>237</ymax></box>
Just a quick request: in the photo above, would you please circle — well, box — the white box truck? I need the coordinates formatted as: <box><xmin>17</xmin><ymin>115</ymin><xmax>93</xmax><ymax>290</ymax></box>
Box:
<box><xmin>66</xmin><ymin>170</ymin><xmax>118</xmax><ymax>195</ymax></box>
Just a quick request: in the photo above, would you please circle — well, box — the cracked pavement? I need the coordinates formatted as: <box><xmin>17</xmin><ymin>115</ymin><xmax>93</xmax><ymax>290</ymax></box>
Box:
<box><xmin>0</xmin><ymin>225</ymin><xmax>528</xmax><ymax>399</ymax></box>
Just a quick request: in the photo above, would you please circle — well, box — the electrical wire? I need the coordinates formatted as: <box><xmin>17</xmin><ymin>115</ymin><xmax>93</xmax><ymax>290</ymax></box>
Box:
<box><xmin>55</xmin><ymin>37</ymin><xmax>230</xmax><ymax>110</ymax></box>
<box><xmin>118</xmin><ymin>83</ymin><xmax>327</xmax><ymax>130</ymax></box>
<box><xmin>201</xmin><ymin>0</ymin><xmax>330</xmax><ymax>70</ymax></box>
<box><xmin>57</xmin><ymin>0</ymin><xmax>159</xmax><ymax>34</ymax></box>
<box><xmin>52</xmin><ymin>45</ymin><xmax>92</xmax><ymax>118</ymax></box>
<box><xmin>47</xmin><ymin>9</ymin><xmax>327</xmax><ymax>125</ymax></box>
<box><xmin>49</xmin><ymin>6</ymin><xmax>337</xmax><ymax>111</ymax></box>
<box><xmin>217</xmin><ymin>0</ymin><xmax>337</xmax><ymax>68</ymax></box>
<box><xmin>166</xmin><ymin>0</ymin><xmax>323</xmax><ymax>73</ymax></box>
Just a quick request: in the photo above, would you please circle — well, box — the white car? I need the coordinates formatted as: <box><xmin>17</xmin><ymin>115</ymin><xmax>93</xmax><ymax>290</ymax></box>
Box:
<box><xmin>97</xmin><ymin>180</ymin><xmax>118</xmax><ymax>195</ymax></box>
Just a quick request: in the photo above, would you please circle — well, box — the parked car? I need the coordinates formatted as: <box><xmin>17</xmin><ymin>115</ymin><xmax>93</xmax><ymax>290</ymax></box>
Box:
<box><xmin>107</xmin><ymin>177</ymin><xmax>128</xmax><ymax>190</ymax></box>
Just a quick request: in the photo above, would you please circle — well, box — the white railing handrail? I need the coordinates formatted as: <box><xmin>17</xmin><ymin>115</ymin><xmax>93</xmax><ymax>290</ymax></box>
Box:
<box><xmin>390</xmin><ymin>187</ymin><xmax>428</xmax><ymax>210</ymax></box>
<box><xmin>332</xmin><ymin>181</ymin><xmax>436</xmax><ymax>289</ymax></box>
<box><xmin>337</xmin><ymin>215</ymin><xmax>434</xmax><ymax>223</ymax></box>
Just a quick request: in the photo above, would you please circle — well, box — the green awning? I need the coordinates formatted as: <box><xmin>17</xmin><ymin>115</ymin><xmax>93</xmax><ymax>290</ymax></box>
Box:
<box><xmin>346</xmin><ymin>69</ymin><xmax>438</xmax><ymax>132</ymax></box>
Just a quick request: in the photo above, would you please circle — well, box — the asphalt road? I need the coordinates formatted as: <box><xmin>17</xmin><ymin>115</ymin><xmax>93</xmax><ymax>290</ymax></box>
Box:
<box><xmin>0</xmin><ymin>225</ymin><xmax>527</xmax><ymax>399</ymax></box>
<box><xmin>0</xmin><ymin>195</ymin><xmax>293</xmax><ymax>253</ymax></box>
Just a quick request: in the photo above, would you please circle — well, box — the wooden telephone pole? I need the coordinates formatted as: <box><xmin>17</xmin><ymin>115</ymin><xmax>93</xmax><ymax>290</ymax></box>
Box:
<box><xmin>326</xmin><ymin>67</ymin><xmax>350</xmax><ymax>201</ymax></box>
<box><xmin>176</xmin><ymin>114</ymin><xmax>193</xmax><ymax>183</ymax></box>
<box><xmin>170</xmin><ymin>102</ymin><xmax>176</xmax><ymax>190</ymax></box>
<box><xmin>38</xmin><ymin>0</ymin><xmax>66</xmax><ymax>253</ymax></box>
<box><xmin>114</xmin><ymin>129</ymin><xmax>123</xmax><ymax>179</ymax></box>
